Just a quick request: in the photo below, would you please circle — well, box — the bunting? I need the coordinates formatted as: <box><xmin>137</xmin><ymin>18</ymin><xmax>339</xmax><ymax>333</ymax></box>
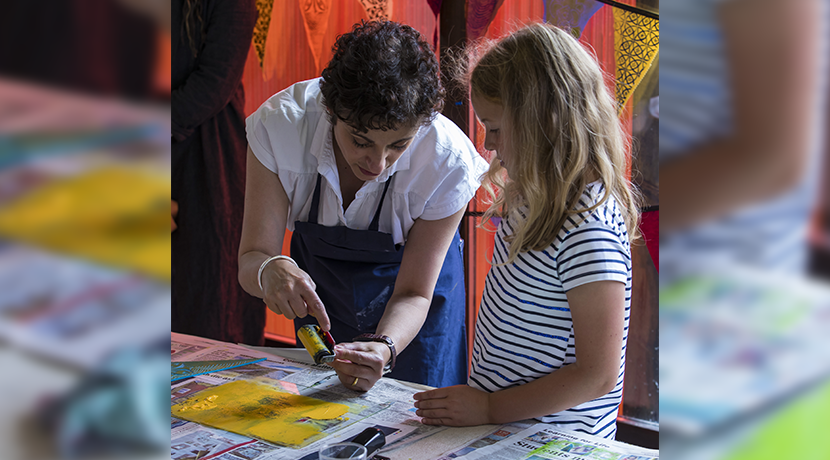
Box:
<box><xmin>467</xmin><ymin>0</ymin><xmax>505</xmax><ymax>42</ymax></box>
<box><xmin>427</xmin><ymin>0</ymin><xmax>442</xmax><ymax>16</ymax></box>
<box><xmin>252</xmin><ymin>0</ymin><xmax>275</xmax><ymax>70</ymax></box>
<box><xmin>261</xmin><ymin>0</ymin><xmax>295</xmax><ymax>81</ymax></box>
<box><xmin>299</xmin><ymin>0</ymin><xmax>333</xmax><ymax>72</ymax></box>
<box><xmin>613</xmin><ymin>8</ymin><xmax>659</xmax><ymax>113</ymax></box>
<box><xmin>544</xmin><ymin>0</ymin><xmax>603</xmax><ymax>38</ymax></box>
<box><xmin>427</xmin><ymin>0</ymin><xmax>442</xmax><ymax>48</ymax></box>
<box><xmin>358</xmin><ymin>0</ymin><xmax>391</xmax><ymax>21</ymax></box>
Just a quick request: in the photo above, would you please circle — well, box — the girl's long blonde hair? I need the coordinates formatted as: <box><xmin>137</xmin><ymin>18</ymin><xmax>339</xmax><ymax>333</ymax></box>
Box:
<box><xmin>471</xmin><ymin>23</ymin><xmax>641</xmax><ymax>264</ymax></box>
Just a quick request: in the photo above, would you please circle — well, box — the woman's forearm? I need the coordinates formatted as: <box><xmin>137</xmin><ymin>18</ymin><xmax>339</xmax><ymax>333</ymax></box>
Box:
<box><xmin>238</xmin><ymin>147</ymin><xmax>291</xmax><ymax>299</ymax></box>
<box><xmin>374</xmin><ymin>292</ymin><xmax>431</xmax><ymax>359</ymax></box>
<box><xmin>238</xmin><ymin>251</ymin><xmax>271</xmax><ymax>298</ymax></box>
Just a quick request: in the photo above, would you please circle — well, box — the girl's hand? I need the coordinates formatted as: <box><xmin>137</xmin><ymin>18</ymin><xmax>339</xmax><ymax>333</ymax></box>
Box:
<box><xmin>260</xmin><ymin>259</ymin><xmax>330</xmax><ymax>331</ymax></box>
<box><xmin>330</xmin><ymin>342</ymin><xmax>389</xmax><ymax>391</ymax></box>
<box><xmin>413</xmin><ymin>386</ymin><xmax>492</xmax><ymax>426</ymax></box>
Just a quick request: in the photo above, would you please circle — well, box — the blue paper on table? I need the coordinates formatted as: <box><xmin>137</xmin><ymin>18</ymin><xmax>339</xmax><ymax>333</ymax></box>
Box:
<box><xmin>171</xmin><ymin>358</ymin><xmax>266</xmax><ymax>382</ymax></box>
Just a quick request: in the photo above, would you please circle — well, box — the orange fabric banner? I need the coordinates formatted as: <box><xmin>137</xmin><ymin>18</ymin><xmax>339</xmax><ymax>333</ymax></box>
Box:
<box><xmin>261</xmin><ymin>0</ymin><xmax>296</xmax><ymax>81</ymax></box>
<box><xmin>299</xmin><ymin>0</ymin><xmax>333</xmax><ymax>72</ymax></box>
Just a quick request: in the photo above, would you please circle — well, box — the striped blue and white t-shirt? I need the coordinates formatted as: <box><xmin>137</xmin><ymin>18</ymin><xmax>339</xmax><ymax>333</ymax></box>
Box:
<box><xmin>468</xmin><ymin>182</ymin><xmax>632</xmax><ymax>439</ymax></box>
<box><xmin>660</xmin><ymin>0</ymin><xmax>827</xmax><ymax>277</ymax></box>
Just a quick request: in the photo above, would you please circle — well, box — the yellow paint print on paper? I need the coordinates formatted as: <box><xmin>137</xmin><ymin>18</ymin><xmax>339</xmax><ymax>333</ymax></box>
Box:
<box><xmin>171</xmin><ymin>380</ymin><xmax>349</xmax><ymax>448</ymax></box>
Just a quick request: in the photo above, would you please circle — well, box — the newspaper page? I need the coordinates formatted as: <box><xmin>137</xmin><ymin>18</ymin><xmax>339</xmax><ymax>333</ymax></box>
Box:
<box><xmin>434</xmin><ymin>422</ymin><xmax>535</xmax><ymax>459</ymax></box>
<box><xmin>0</xmin><ymin>245</ymin><xmax>170</xmax><ymax>369</ymax></box>
<box><xmin>459</xmin><ymin>424</ymin><xmax>659</xmax><ymax>460</ymax></box>
<box><xmin>660</xmin><ymin>267</ymin><xmax>830</xmax><ymax>434</ymax></box>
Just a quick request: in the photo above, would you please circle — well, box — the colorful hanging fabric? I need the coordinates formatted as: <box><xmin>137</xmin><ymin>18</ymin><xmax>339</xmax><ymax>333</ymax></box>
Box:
<box><xmin>252</xmin><ymin>0</ymin><xmax>275</xmax><ymax>71</ymax></box>
<box><xmin>613</xmin><ymin>8</ymin><xmax>659</xmax><ymax>114</ymax></box>
<box><xmin>467</xmin><ymin>0</ymin><xmax>505</xmax><ymax>42</ymax></box>
<box><xmin>427</xmin><ymin>0</ymin><xmax>442</xmax><ymax>16</ymax></box>
<box><xmin>262</xmin><ymin>0</ymin><xmax>294</xmax><ymax>81</ymax></box>
<box><xmin>358</xmin><ymin>0</ymin><xmax>391</xmax><ymax>21</ymax></box>
<box><xmin>427</xmin><ymin>0</ymin><xmax>442</xmax><ymax>48</ymax></box>
<box><xmin>299</xmin><ymin>0</ymin><xmax>333</xmax><ymax>72</ymax></box>
<box><xmin>544</xmin><ymin>0</ymin><xmax>603</xmax><ymax>38</ymax></box>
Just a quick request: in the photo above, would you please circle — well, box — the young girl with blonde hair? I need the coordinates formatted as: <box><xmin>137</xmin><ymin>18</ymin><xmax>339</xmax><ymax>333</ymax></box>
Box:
<box><xmin>414</xmin><ymin>23</ymin><xmax>640</xmax><ymax>439</ymax></box>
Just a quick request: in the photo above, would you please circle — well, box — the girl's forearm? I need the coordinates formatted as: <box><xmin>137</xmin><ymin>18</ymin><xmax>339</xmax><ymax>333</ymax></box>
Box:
<box><xmin>487</xmin><ymin>362</ymin><xmax>618</xmax><ymax>424</ymax></box>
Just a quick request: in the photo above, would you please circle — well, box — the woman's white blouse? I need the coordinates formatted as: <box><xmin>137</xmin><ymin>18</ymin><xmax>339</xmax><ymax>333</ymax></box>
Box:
<box><xmin>246</xmin><ymin>78</ymin><xmax>489</xmax><ymax>245</ymax></box>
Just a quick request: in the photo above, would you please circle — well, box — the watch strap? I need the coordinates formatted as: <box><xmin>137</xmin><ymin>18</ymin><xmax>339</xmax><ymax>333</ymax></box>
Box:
<box><xmin>353</xmin><ymin>333</ymin><xmax>396</xmax><ymax>372</ymax></box>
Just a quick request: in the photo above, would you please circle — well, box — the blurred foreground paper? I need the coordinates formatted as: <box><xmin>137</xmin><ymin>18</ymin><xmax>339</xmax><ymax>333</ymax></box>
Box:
<box><xmin>660</xmin><ymin>268</ymin><xmax>830</xmax><ymax>434</ymax></box>
<box><xmin>0</xmin><ymin>246</ymin><xmax>170</xmax><ymax>369</ymax></box>
<box><xmin>0</xmin><ymin>166</ymin><xmax>170</xmax><ymax>280</ymax></box>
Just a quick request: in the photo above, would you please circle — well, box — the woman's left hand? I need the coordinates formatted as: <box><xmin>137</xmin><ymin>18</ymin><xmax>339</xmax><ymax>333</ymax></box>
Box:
<box><xmin>413</xmin><ymin>385</ymin><xmax>492</xmax><ymax>426</ymax></box>
<box><xmin>330</xmin><ymin>342</ymin><xmax>390</xmax><ymax>392</ymax></box>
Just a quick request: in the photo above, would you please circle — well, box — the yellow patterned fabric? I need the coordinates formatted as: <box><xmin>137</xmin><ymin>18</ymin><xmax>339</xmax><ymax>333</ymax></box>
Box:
<box><xmin>614</xmin><ymin>8</ymin><xmax>659</xmax><ymax>113</ymax></box>
<box><xmin>0</xmin><ymin>167</ymin><xmax>171</xmax><ymax>280</ymax></box>
<box><xmin>252</xmin><ymin>0</ymin><xmax>275</xmax><ymax>70</ymax></box>
<box><xmin>358</xmin><ymin>0</ymin><xmax>390</xmax><ymax>20</ymax></box>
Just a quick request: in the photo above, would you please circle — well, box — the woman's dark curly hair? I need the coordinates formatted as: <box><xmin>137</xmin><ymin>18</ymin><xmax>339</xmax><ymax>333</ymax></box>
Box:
<box><xmin>320</xmin><ymin>20</ymin><xmax>445</xmax><ymax>133</ymax></box>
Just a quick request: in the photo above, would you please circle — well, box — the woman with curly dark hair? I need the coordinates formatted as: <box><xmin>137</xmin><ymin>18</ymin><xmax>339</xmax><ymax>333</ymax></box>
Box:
<box><xmin>239</xmin><ymin>21</ymin><xmax>488</xmax><ymax>390</ymax></box>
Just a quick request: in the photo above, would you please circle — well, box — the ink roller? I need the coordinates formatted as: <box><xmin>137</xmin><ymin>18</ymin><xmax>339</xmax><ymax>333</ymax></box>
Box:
<box><xmin>298</xmin><ymin>324</ymin><xmax>336</xmax><ymax>364</ymax></box>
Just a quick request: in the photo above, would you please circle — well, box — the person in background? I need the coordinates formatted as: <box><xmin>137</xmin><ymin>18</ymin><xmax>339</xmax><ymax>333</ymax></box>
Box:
<box><xmin>172</xmin><ymin>0</ymin><xmax>264</xmax><ymax>345</ymax></box>
<box><xmin>239</xmin><ymin>21</ymin><xmax>489</xmax><ymax>390</ymax></box>
<box><xmin>413</xmin><ymin>23</ymin><xmax>640</xmax><ymax>439</ymax></box>
<box><xmin>0</xmin><ymin>0</ymin><xmax>157</xmax><ymax>99</ymax></box>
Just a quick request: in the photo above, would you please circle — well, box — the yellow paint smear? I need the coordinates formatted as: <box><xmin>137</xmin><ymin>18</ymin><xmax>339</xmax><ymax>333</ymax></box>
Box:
<box><xmin>171</xmin><ymin>380</ymin><xmax>348</xmax><ymax>448</ymax></box>
<box><xmin>0</xmin><ymin>167</ymin><xmax>171</xmax><ymax>280</ymax></box>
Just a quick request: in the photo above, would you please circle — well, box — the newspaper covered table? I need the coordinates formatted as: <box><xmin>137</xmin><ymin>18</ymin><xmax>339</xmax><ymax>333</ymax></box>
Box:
<box><xmin>171</xmin><ymin>333</ymin><xmax>658</xmax><ymax>460</ymax></box>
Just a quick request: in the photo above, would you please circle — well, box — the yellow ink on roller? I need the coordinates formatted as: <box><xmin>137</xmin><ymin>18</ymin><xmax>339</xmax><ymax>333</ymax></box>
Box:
<box><xmin>298</xmin><ymin>324</ymin><xmax>336</xmax><ymax>364</ymax></box>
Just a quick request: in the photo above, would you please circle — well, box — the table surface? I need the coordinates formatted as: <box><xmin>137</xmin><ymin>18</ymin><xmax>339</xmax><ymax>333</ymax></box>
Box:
<box><xmin>176</xmin><ymin>335</ymin><xmax>657</xmax><ymax>460</ymax></box>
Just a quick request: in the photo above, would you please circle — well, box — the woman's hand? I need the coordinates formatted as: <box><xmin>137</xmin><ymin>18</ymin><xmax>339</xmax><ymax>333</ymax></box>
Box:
<box><xmin>330</xmin><ymin>342</ymin><xmax>390</xmax><ymax>391</ymax></box>
<box><xmin>260</xmin><ymin>259</ymin><xmax>331</xmax><ymax>331</ymax></box>
<box><xmin>413</xmin><ymin>386</ymin><xmax>492</xmax><ymax>426</ymax></box>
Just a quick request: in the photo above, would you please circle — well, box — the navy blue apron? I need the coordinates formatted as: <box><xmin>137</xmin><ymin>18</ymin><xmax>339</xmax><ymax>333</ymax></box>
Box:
<box><xmin>291</xmin><ymin>174</ymin><xmax>467</xmax><ymax>387</ymax></box>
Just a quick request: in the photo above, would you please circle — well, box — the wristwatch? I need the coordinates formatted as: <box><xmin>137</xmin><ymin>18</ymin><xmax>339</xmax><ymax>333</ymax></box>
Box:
<box><xmin>353</xmin><ymin>333</ymin><xmax>396</xmax><ymax>374</ymax></box>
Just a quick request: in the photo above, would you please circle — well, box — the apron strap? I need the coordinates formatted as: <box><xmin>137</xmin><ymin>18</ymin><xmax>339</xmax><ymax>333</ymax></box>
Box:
<box><xmin>369</xmin><ymin>175</ymin><xmax>393</xmax><ymax>232</ymax></box>
<box><xmin>308</xmin><ymin>174</ymin><xmax>324</xmax><ymax>224</ymax></box>
<box><xmin>309</xmin><ymin>172</ymin><xmax>393</xmax><ymax>230</ymax></box>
